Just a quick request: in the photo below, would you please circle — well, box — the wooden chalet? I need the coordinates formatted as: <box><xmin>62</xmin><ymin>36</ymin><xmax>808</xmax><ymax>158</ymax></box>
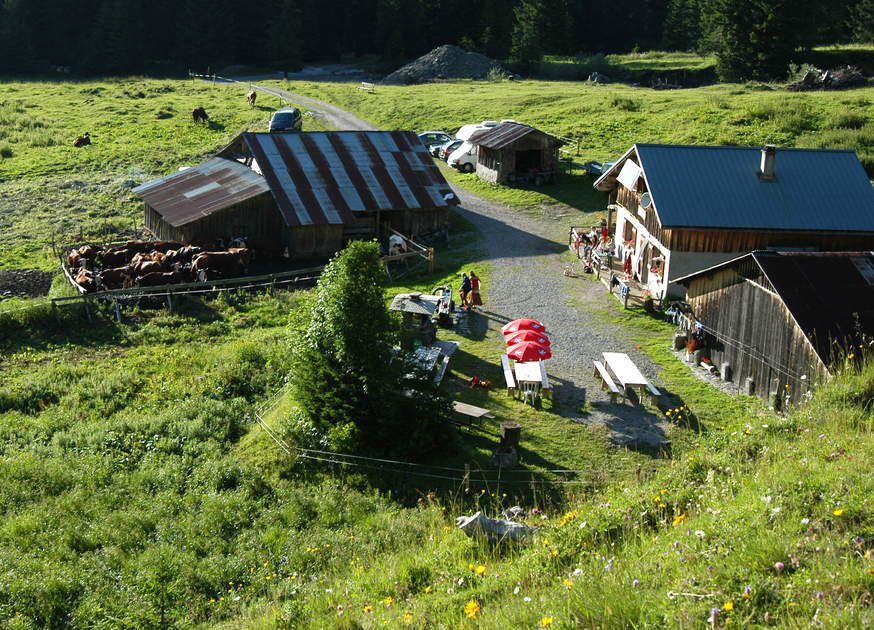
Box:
<box><xmin>594</xmin><ymin>144</ymin><xmax>874</xmax><ymax>299</ymax></box>
<box><xmin>674</xmin><ymin>251</ymin><xmax>874</xmax><ymax>406</ymax></box>
<box><xmin>468</xmin><ymin>123</ymin><xmax>564</xmax><ymax>184</ymax></box>
<box><xmin>132</xmin><ymin>131</ymin><xmax>459</xmax><ymax>260</ymax></box>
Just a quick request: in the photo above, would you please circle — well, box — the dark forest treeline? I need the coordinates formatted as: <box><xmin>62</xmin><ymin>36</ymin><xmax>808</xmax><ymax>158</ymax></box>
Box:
<box><xmin>0</xmin><ymin>0</ymin><xmax>871</xmax><ymax>81</ymax></box>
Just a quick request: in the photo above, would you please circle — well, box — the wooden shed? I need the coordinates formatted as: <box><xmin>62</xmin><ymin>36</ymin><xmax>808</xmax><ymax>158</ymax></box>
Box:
<box><xmin>594</xmin><ymin>144</ymin><xmax>874</xmax><ymax>300</ymax></box>
<box><xmin>468</xmin><ymin>123</ymin><xmax>564</xmax><ymax>184</ymax></box>
<box><xmin>673</xmin><ymin>251</ymin><xmax>874</xmax><ymax>407</ymax></box>
<box><xmin>133</xmin><ymin>131</ymin><xmax>458</xmax><ymax>260</ymax></box>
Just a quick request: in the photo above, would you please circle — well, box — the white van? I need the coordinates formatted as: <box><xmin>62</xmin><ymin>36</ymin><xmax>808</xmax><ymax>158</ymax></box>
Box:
<box><xmin>448</xmin><ymin>141</ymin><xmax>477</xmax><ymax>173</ymax></box>
<box><xmin>456</xmin><ymin>120</ymin><xmax>499</xmax><ymax>141</ymax></box>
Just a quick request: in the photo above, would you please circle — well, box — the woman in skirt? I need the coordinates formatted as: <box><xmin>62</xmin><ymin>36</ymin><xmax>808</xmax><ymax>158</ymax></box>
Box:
<box><xmin>469</xmin><ymin>271</ymin><xmax>483</xmax><ymax>309</ymax></box>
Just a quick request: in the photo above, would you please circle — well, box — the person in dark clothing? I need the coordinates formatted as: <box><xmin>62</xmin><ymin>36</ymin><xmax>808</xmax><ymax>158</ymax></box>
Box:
<box><xmin>460</xmin><ymin>273</ymin><xmax>471</xmax><ymax>308</ymax></box>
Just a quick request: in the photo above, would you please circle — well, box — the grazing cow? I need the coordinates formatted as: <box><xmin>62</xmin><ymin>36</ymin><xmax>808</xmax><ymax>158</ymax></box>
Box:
<box><xmin>245</xmin><ymin>236</ymin><xmax>288</xmax><ymax>262</ymax></box>
<box><xmin>73</xmin><ymin>132</ymin><xmax>90</xmax><ymax>147</ymax></box>
<box><xmin>150</xmin><ymin>241</ymin><xmax>184</xmax><ymax>254</ymax></box>
<box><xmin>192</xmin><ymin>107</ymin><xmax>209</xmax><ymax>124</ymax></box>
<box><xmin>67</xmin><ymin>249</ymin><xmax>83</xmax><ymax>270</ymax></box>
<box><xmin>246</xmin><ymin>91</ymin><xmax>256</xmax><ymax>107</ymax></box>
<box><xmin>228</xmin><ymin>247</ymin><xmax>254</xmax><ymax>273</ymax></box>
<box><xmin>125</xmin><ymin>260</ymin><xmax>165</xmax><ymax>278</ymax></box>
<box><xmin>135</xmin><ymin>271</ymin><xmax>186</xmax><ymax>287</ymax></box>
<box><xmin>191</xmin><ymin>251</ymin><xmax>243</xmax><ymax>280</ymax></box>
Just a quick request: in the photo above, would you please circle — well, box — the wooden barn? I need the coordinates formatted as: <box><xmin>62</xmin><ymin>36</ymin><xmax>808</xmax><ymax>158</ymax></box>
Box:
<box><xmin>132</xmin><ymin>131</ymin><xmax>458</xmax><ymax>260</ymax></box>
<box><xmin>673</xmin><ymin>251</ymin><xmax>874</xmax><ymax>407</ymax></box>
<box><xmin>594</xmin><ymin>144</ymin><xmax>874</xmax><ymax>300</ymax></box>
<box><xmin>468</xmin><ymin>123</ymin><xmax>564</xmax><ymax>184</ymax></box>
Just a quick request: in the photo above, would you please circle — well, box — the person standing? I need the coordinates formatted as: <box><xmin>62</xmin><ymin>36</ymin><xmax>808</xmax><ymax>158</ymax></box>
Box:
<box><xmin>460</xmin><ymin>273</ymin><xmax>471</xmax><ymax>308</ymax></box>
<box><xmin>469</xmin><ymin>271</ymin><xmax>483</xmax><ymax>309</ymax></box>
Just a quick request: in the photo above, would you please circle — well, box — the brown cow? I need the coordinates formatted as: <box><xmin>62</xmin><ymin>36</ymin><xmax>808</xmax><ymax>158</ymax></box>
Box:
<box><xmin>192</xmin><ymin>107</ymin><xmax>209</xmax><ymax>124</ymax></box>
<box><xmin>191</xmin><ymin>251</ymin><xmax>243</xmax><ymax>280</ymax></box>
<box><xmin>190</xmin><ymin>235</ymin><xmax>226</xmax><ymax>250</ymax></box>
<box><xmin>74</xmin><ymin>269</ymin><xmax>96</xmax><ymax>292</ymax></box>
<box><xmin>135</xmin><ymin>271</ymin><xmax>187</xmax><ymax>287</ymax></box>
<box><xmin>73</xmin><ymin>132</ymin><xmax>90</xmax><ymax>147</ymax></box>
<box><xmin>99</xmin><ymin>248</ymin><xmax>134</xmax><ymax>269</ymax></box>
<box><xmin>98</xmin><ymin>267</ymin><xmax>128</xmax><ymax>290</ymax></box>
<box><xmin>228</xmin><ymin>247</ymin><xmax>254</xmax><ymax>273</ymax></box>
<box><xmin>125</xmin><ymin>260</ymin><xmax>165</xmax><ymax>279</ymax></box>
<box><xmin>246</xmin><ymin>91</ymin><xmax>256</xmax><ymax>107</ymax></box>
<box><xmin>149</xmin><ymin>241</ymin><xmax>184</xmax><ymax>254</ymax></box>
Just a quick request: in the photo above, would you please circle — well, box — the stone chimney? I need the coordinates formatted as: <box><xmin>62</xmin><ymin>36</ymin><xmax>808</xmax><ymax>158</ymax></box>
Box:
<box><xmin>760</xmin><ymin>144</ymin><xmax>776</xmax><ymax>180</ymax></box>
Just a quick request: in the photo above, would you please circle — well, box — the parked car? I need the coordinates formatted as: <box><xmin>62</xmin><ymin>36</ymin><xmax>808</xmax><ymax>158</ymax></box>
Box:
<box><xmin>417</xmin><ymin>131</ymin><xmax>453</xmax><ymax>150</ymax></box>
<box><xmin>437</xmin><ymin>139</ymin><xmax>463</xmax><ymax>161</ymax></box>
<box><xmin>268</xmin><ymin>107</ymin><xmax>303</xmax><ymax>133</ymax></box>
<box><xmin>448</xmin><ymin>141</ymin><xmax>477</xmax><ymax>173</ymax></box>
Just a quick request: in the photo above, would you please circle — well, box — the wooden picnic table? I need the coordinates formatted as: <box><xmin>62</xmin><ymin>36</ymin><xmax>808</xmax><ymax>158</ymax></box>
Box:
<box><xmin>514</xmin><ymin>361</ymin><xmax>546</xmax><ymax>405</ymax></box>
<box><xmin>603</xmin><ymin>352</ymin><xmax>661</xmax><ymax>405</ymax></box>
<box><xmin>452</xmin><ymin>401</ymin><xmax>495</xmax><ymax>429</ymax></box>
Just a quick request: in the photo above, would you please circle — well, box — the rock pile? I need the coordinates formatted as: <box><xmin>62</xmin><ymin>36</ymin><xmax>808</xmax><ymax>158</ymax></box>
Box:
<box><xmin>0</xmin><ymin>269</ymin><xmax>54</xmax><ymax>301</ymax></box>
<box><xmin>382</xmin><ymin>45</ymin><xmax>506</xmax><ymax>85</ymax></box>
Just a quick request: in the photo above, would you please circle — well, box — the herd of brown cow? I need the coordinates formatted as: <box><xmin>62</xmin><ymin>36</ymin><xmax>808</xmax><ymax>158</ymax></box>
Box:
<box><xmin>66</xmin><ymin>235</ymin><xmax>287</xmax><ymax>293</ymax></box>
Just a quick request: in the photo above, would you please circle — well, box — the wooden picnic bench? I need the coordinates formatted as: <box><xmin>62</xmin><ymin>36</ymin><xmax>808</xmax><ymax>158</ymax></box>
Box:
<box><xmin>593</xmin><ymin>361</ymin><xmax>621</xmax><ymax>403</ymax></box>
<box><xmin>602</xmin><ymin>352</ymin><xmax>661</xmax><ymax>406</ymax></box>
<box><xmin>451</xmin><ymin>401</ymin><xmax>494</xmax><ymax>429</ymax></box>
<box><xmin>359</xmin><ymin>81</ymin><xmax>374</xmax><ymax>92</ymax></box>
<box><xmin>500</xmin><ymin>354</ymin><xmax>517</xmax><ymax>398</ymax></box>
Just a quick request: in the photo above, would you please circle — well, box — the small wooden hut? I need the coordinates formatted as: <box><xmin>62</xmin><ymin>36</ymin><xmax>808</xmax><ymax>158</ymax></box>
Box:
<box><xmin>673</xmin><ymin>251</ymin><xmax>874</xmax><ymax>406</ymax></box>
<box><xmin>468</xmin><ymin>123</ymin><xmax>564</xmax><ymax>184</ymax></box>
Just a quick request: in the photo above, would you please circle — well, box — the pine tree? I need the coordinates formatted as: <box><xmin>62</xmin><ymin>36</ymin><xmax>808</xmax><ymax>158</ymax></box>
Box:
<box><xmin>511</xmin><ymin>0</ymin><xmax>543</xmax><ymax>74</ymax></box>
<box><xmin>268</xmin><ymin>0</ymin><xmax>303</xmax><ymax>73</ymax></box>
<box><xmin>662</xmin><ymin>0</ymin><xmax>701</xmax><ymax>52</ymax></box>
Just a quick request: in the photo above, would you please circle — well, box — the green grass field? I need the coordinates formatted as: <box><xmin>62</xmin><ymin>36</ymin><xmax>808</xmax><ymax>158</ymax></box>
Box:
<box><xmin>2</xmin><ymin>64</ymin><xmax>874</xmax><ymax>627</ymax></box>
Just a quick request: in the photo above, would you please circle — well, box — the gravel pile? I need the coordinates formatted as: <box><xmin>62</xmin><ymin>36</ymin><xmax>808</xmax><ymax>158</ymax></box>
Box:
<box><xmin>451</xmin><ymin>187</ymin><xmax>673</xmax><ymax>451</ymax></box>
<box><xmin>382</xmin><ymin>45</ymin><xmax>506</xmax><ymax>85</ymax></box>
<box><xmin>0</xmin><ymin>269</ymin><xmax>54</xmax><ymax>301</ymax></box>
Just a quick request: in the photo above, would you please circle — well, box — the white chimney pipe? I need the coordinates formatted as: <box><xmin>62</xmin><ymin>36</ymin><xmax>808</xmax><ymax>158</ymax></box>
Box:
<box><xmin>761</xmin><ymin>144</ymin><xmax>776</xmax><ymax>180</ymax></box>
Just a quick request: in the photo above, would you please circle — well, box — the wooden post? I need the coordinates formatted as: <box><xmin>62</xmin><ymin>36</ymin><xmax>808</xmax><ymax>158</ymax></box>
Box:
<box><xmin>114</xmin><ymin>299</ymin><xmax>121</xmax><ymax>322</ymax></box>
<box><xmin>166</xmin><ymin>290</ymin><xmax>173</xmax><ymax>313</ymax></box>
<box><xmin>500</xmin><ymin>422</ymin><xmax>522</xmax><ymax>448</ymax></box>
<box><xmin>464</xmin><ymin>464</ymin><xmax>470</xmax><ymax>494</ymax></box>
<box><xmin>82</xmin><ymin>297</ymin><xmax>92</xmax><ymax>324</ymax></box>
<box><xmin>428</xmin><ymin>247</ymin><xmax>434</xmax><ymax>274</ymax></box>
<box><xmin>52</xmin><ymin>300</ymin><xmax>61</xmax><ymax>327</ymax></box>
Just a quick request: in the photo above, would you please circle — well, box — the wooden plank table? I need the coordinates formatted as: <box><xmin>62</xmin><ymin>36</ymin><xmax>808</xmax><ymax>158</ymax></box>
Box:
<box><xmin>514</xmin><ymin>361</ymin><xmax>543</xmax><ymax>405</ymax></box>
<box><xmin>452</xmin><ymin>401</ymin><xmax>495</xmax><ymax>429</ymax></box>
<box><xmin>603</xmin><ymin>352</ymin><xmax>660</xmax><ymax>404</ymax></box>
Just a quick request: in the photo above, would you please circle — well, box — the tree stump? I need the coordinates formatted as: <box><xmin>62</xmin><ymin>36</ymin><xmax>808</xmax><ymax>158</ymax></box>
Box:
<box><xmin>500</xmin><ymin>422</ymin><xmax>522</xmax><ymax>448</ymax></box>
<box><xmin>490</xmin><ymin>447</ymin><xmax>519</xmax><ymax>469</ymax></box>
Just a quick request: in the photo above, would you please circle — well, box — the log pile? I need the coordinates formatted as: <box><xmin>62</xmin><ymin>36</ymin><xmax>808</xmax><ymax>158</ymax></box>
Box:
<box><xmin>786</xmin><ymin>66</ymin><xmax>868</xmax><ymax>91</ymax></box>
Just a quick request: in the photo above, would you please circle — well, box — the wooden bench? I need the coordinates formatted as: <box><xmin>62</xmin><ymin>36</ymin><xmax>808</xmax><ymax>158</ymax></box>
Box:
<box><xmin>434</xmin><ymin>355</ymin><xmax>450</xmax><ymax>387</ymax></box>
<box><xmin>643</xmin><ymin>376</ymin><xmax>661</xmax><ymax>406</ymax></box>
<box><xmin>359</xmin><ymin>82</ymin><xmax>374</xmax><ymax>92</ymax></box>
<box><xmin>451</xmin><ymin>401</ymin><xmax>494</xmax><ymax>429</ymax></box>
<box><xmin>593</xmin><ymin>361</ymin><xmax>621</xmax><ymax>404</ymax></box>
<box><xmin>500</xmin><ymin>354</ymin><xmax>517</xmax><ymax>398</ymax></box>
<box><xmin>538</xmin><ymin>359</ymin><xmax>551</xmax><ymax>399</ymax></box>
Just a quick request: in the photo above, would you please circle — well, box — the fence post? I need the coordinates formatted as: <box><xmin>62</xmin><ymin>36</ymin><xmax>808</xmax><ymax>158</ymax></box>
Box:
<box><xmin>464</xmin><ymin>464</ymin><xmax>470</xmax><ymax>494</ymax></box>
<box><xmin>83</xmin><ymin>297</ymin><xmax>92</xmax><ymax>324</ymax></box>
<box><xmin>52</xmin><ymin>299</ymin><xmax>61</xmax><ymax>327</ymax></box>
<box><xmin>429</xmin><ymin>247</ymin><xmax>434</xmax><ymax>274</ymax></box>
<box><xmin>114</xmin><ymin>299</ymin><xmax>121</xmax><ymax>322</ymax></box>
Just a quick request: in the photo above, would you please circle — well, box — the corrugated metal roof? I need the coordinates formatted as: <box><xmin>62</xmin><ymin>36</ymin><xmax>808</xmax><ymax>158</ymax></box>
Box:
<box><xmin>597</xmin><ymin>144</ymin><xmax>874</xmax><ymax>232</ymax></box>
<box><xmin>467</xmin><ymin>123</ymin><xmax>564</xmax><ymax>150</ymax></box>
<box><xmin>233</xmin><ymin>131</ymin><xmax>459</xmax><ymax>227</ymax></box>
<box><xmin>131</xmin><ymin>158</ymin><xmax>270</xmax><ymax>228</ymax></box>
<box><xmin>678</xmin><ymin>251</ymin><xmax>874</xmax><ymax>364</ymax></box>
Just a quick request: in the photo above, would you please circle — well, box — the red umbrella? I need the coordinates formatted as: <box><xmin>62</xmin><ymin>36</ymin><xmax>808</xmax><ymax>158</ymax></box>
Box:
<box><xmin>500</xmin><ymin>318</ymin><xmax>547</xmax><ymax>335</ymax></box>
<box><xmin>506</xmin><ymin>341</ymin><xmax>552</xmax><ymax>362</ymax></box>
<box><xmin>504</xmin><ymin>329</ymin><xmax>550</xmax><ymax>346</ymax></box>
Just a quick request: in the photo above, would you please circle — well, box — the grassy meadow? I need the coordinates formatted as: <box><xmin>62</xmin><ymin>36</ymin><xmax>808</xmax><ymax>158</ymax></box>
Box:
<box><xmin>1</xmin><ymin>60</ymin><xmax>874</xmax><ymax>627</ymax></box>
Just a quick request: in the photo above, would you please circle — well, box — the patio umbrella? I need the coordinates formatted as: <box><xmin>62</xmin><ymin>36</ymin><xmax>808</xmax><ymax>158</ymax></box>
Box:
<box><xmin>500</xmin><ymin>318</ymin><xmax>547</xmax><ymax>335</ymax></box>
<box><xmin>506</xmin><ymin>340</ymin><xmax>552</xmax><ymax>362</ymax></box>
<box><xmin>504</xmin><ymin>329</ymin><xmax>550</xmax><ymax>346</ymax></box>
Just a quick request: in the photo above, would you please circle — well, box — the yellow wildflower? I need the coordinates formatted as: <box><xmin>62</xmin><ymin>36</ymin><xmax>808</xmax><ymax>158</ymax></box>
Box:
<box><xmin>724</xmin><ymin>601</ymin><xmax>734</xmax><ymax>611</ymax></box>
<box><xmin>550</xmin><ymin>549</ymin><xmax>559</xmax><ymax>558</ymax></box>
<box><xmin>465</xmin><ymin>600</ymin><xmax>481</xmax><ymax>619</ymax></box>
<box><xmin>834</xmin><ymin>509</ymin><xmax>844</xmax><ymax>516</ymax></box>
<box><xmin>404</xmin><ymin>611</ymin><xmax>412</xmax><ymax>623</ymax></box>
<box><xmin>563</xmin><ymin>579</ymin><xmax>574</xmax><ymax>588</ymax></box>
<box><xmin>384</xmin><ymin>596</ymin><xmax>393</xmax><ymax>607</ymax></box>
<box><xmin>673</xmin><ymin>513</ymin><xmax>686</xmax><ymax>526</ymax></box>
<box><xmin>476</xmin><ymin>565</ymin><xmax>486</xmax><ymax>576</ymax></box>
<box><xmin>541</xmin><ymin>617</ymin><xmax>554</xmax><ymax>627</ymax></box>
<box><xmin>364</xmin><ymin>605</ymin><xmax>373</xmax><ymax>613</ymax></box>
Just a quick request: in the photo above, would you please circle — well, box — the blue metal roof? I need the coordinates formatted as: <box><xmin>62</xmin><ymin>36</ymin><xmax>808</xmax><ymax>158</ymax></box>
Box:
<box><xmin>601</xmin><ymin>144</ymin><xmax>874</xmax><ymax>232</ymax></box>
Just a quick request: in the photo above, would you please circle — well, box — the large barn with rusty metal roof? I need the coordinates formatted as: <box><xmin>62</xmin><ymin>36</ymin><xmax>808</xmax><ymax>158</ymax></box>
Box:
<box><xmin>132</xmin><ymin>131</ymin><xmax>458</xmax><ymax>259</ymax></box>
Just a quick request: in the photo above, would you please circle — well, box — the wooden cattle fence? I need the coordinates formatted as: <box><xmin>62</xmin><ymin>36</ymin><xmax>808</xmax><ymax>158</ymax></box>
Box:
<box><xmin>57</xmin><ymin>264</ymin><xmax>324</xmax><ymax>325</ymax></box>
<box><xmin>380</xmin><ymin>225</ymin><xmax>434</xmax><ymax>283</ymax></box>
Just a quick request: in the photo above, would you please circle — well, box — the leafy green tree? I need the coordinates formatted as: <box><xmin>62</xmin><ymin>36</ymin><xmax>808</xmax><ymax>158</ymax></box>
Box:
<box><xmin>290</xmin><ymin>240</ymin><xmax>452</xmax><ymax>457</ymax></box>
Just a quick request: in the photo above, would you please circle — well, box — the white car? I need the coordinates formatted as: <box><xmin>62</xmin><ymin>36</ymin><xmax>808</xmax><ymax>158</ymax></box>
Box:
<box><xmin>448</xmin><ymin>141</ymin><xmax>477</xmax><ymax>173</ymax></box>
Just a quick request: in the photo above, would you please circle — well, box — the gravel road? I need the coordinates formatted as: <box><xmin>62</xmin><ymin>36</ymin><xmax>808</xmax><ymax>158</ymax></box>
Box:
<box><xmin>451</xmin><ymin>188</ymin><xmax>672</xmax><ymax>451</ymax></box>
